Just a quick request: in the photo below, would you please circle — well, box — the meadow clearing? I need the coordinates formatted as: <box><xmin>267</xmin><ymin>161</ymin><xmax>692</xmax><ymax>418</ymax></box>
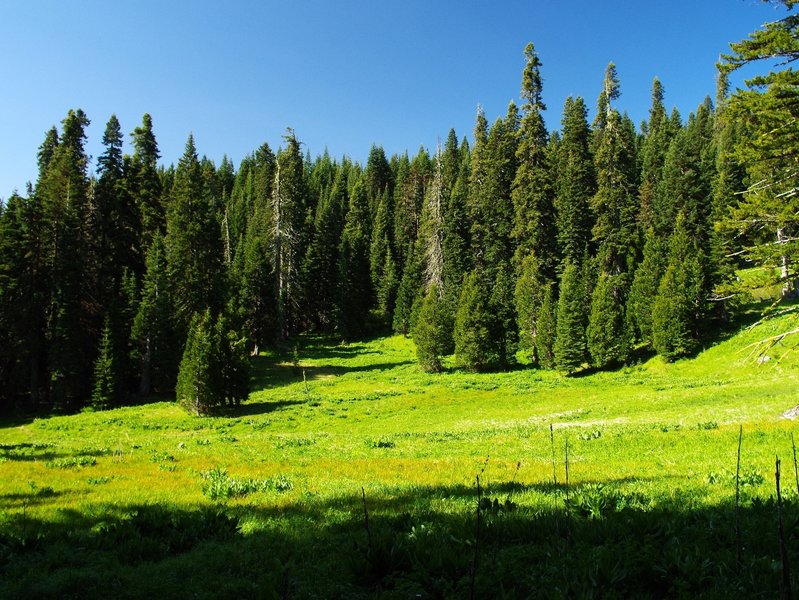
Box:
<box><xmin>2</xmin><ymin>305</ymin><xmax>799</xmax><ymax>598</ymax></box>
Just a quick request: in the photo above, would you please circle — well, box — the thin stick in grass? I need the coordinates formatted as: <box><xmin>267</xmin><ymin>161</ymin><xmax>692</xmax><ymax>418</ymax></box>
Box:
<box><xmin>550</xmin><ymin>423</ymin><xmax>557</xmax><ymax>485</ymax></box>
<box><xmin>792</xmin><ymin>432</ymin><xmax>799</xmax><ymax>497</ymax></box>
<box><xmin>361</xmin><ymin>486</ymin><xmax>373</xmax><ymax>558</ymax></box>
<box><xmin>470</xmin><ymin>474</ymin><xmax>482</xmax><ymax>600</ymax></box>
<box><xmin>776</xmin><ymin>456</ymin><xmax>793</xmax><ymax>600</ymax></box>
<box><xmin>735</xmin><ymin>424</ymin><xmax>742</xmax><ymax>569</ymax></box>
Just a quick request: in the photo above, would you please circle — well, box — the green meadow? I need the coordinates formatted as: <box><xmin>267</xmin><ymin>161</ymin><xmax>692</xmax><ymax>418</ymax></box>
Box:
<box><xmin>2</xmin><ymin>307</ymin><xmax>799</xmax><ymax>598</ymax></box>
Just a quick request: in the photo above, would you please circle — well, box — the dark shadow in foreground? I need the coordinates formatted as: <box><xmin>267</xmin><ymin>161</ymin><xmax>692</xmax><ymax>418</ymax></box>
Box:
<box><xmin>1</xmin><ymin>479</ymin><xmax>796</xmax><ymax>599</ymax></box>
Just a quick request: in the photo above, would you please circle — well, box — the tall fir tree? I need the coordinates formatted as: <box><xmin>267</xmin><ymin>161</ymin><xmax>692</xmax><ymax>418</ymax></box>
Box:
<box><xmin>591</xmin><ymin>66</ymin><xmax>639</xmax><ymax>276</ymax></box>
<box><xmin>131</xmin><ymin>233</ymin><xmax>179</xmax><ymax>394</ymax></box>
<box><xmin>130</xmin><ymin>114</ymin><xmax>163</xmax><ymax>250</ymax></box>
<box><xmin>412</xmin><ymin>283</ymin><xmax>451</xmax><ymax>372</ymax></box>
<box><xmin>272</xmin><ymin>130</ymin><xmax>310</xmax><ymax>337</ymax></box>
<box><xmin>652</xmin><ymin>213</ymin><xmax>705</xmax><ymax>360</ymax></box>
<box><xmin>165</xmin><ymin>134</ymin><xmax>225</xmax><ymax>336</ymax></box>
<box><xmin>554</xmin><ymin>260</ymin><xmax>587</xmax><ymax>374</ymax></box>
<box><xmin>556</xmin><ymin>96</ymin><xmax>595</xmax><ymax>267</ymax></box>
<box><xmin>512</xmin><ymin>42</ymin><xmax>558</xmax><ymax>280</ymax></box>
<box><xmin>335</xmin><ymin>178</ymin><xmax>372</xmax><ymax>338</ymax></box>
<box><xmin>587</xmin><ymin>272</ymin><xmax>629</xmax><ymax>368</ymax></box>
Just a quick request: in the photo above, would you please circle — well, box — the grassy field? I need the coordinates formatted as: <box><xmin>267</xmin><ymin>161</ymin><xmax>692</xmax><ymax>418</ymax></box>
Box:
<box><xmin>2</xmin><ymin>306</ymin><xmax>799</xmax><ymax>598</ymax></box>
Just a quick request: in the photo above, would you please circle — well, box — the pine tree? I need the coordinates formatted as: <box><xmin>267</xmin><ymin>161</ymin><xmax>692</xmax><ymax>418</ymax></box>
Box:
<box><xmin>454</xmin><ymin>269</ymin><xmax>500</xmax><ymax>371</ymax></box>
<box><xmin>176</xmin><ymin>310</ymin><xmax>218</xmax><ymax>415</ymax></box>
<box><xmin>638</xmin><ymin>79</ymin><xmax>673</xmax><ymax>230</ymax></box>
<box><xmin>652</xmin><ymin>213</ymin><xmax>704</xmax><ymax>360</ymax></box>
<box><xmin>130</xmin><ymin>114</ymin><xmax>163</xmax><ymax>250</ymax></box>
<box><xmin>442</xmin><ymin>151</ymin><xmax>471</xmax><ymax>306</ymax></box>
<box><xmin>512</xmin><ymin>42</ymin><xmax>557</xmax><ymax>279</ymax></box>
<box><xmin>412</xmin><ymin>283</ymin><xmax>451</xmax><ymax>372</ymax></box>
<box><xmin>587</xmin><ymin>272</ymin><xmax>629</xmax><ymax>368</ymax></box>
<box><xmin>40</xmin><ymin>109</ymin><xmax>93</xmax><ymax>407</ymax></box>
<box><xmin>272</xmin><ymin>130</ymin><xmax>310</xmax><ymax>337</ymax></box>
<box><xmin>627</xmin><ymin>228</ymin><xmax>668</xmax><ymax>346</ymax></box>
<box><xmin>91</xmin><ymin>316</ymin><xmax>118</xmax><ymax>410</ymax></box>
<box><xmin>365</xmin><ymin>145</ymin><xmax>393</xmax><ymax>218</ymax></box>
<box><xmin>335</xmin><ymin>179</ymin><xmax>371</xmax><ymax>338</ymax></box>
<box><xmin>554</xmin><ymin>260</ymin><xmax>586</xmax><ymax>374</ymax></box>
<box><xmin>469</xmin><ymin>104</ymin><xmax>518</xmax><ymax>276</ymax></box>
<box><xmin>393</xmin><ymin>240</ymin><xmax>424</xmax><ymax>335</ymax></box>
<box><xmin>131</xmin><ymin>233</ymin><xmax>179</xmax><ymax>394</ymax></box>
<box><xmin>514</xmin><ymin>251</ymin><xmax>546</xmax><ymax>365</ymax></box>
<box><xmin>369</xmin><ymin>187</ymin><xmax>395</xmax><ymax>313</ymax></box>
<box><xmin>556</xmin><ymin>96</ymin><xmax>595</xmax><ymax>266</ymax></box>
<box><xmin>165</xmin><ymin>134</ymin><xmax>224</xmax><ymax>336</ymax></box>
<box><xmin>718</xmin><ymin>3</ymin><xmax>799</xmax><ymax>292</ymax></box>
<box><xmin>536</xmin><ymin>283</ymin><xmax>557</xmax><ymax>369</ymax></box>
<box><xmin>591</xmin><ymin>64</ymin><xmax>639</xmax><ymax>276</ymax></box>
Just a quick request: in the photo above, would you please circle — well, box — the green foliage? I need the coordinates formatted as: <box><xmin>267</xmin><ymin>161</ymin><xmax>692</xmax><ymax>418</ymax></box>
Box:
<box><xmin>652</xmin><ymin>214</ymin><xmax>704</xmax><ymax>360</ymax></box>
<box><xmin>176</xmin><ymin>310</ymin><xmax>218</xmax><ymax>415</ymax></box>
<box><xmin>336</xmin><ymin>179</ymin><xmax>372</xmax><ymax>338</ymax></box>
<box><xmin>536</xmin><ymin>283</ymin><xmax>557</xmax><ymax>369</ymax></box>
<box><xmin>411</xmin><ymin>284</ymin><xmax>452</xmax><ymax>372</ymax></box>
<box><xmin>556</xmin><ymin>96</ymin><xmax>595</xmax><ymax>265</ymax></box>
<box><xmin>627</xmin><ymin>229</ymin><xmax>667</xmax><ymax>346</ymax></box>
<box><xmin>554</xmin><ymin>260</ymin><xmax>586</xmax><ymax>373</ymax></box>
<box><xmin>512</xmin><ymin>43</ymin><xmax>558</xmax><ymax>278</ymax></box>
<box><xmin>454</xmin><ymin>269</ymin><xmax>506</xmax><ymax>371</ymax></box>
<box><xmin>165</xmin><ymin>135</ymin><xmax>224</xmax><ymax>335</ymax></box>
<box><xmin>587</xmin><ymin>272</ymin><xmax>630</xmax><ymax>367</ymax></box>
<box><xmin>91</xmin><ymin>317</ymin><xmax>118</xmax><ymax>410</ymax></box>
<box><xmin>514</xmin><ymin>252</ymin><xmax>545</xmax><ymax>364</ymax></box>
<box><xmin>719</xmin><ymin>6</ymin><xmax>799</xmax><ymax>293</ymax></box>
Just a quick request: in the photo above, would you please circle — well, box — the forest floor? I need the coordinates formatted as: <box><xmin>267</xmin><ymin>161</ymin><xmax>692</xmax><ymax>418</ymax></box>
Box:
<box><xmin>2</xmin><ymin>299</ymin><xmax>799</xmax><ymax>597</ymax></box>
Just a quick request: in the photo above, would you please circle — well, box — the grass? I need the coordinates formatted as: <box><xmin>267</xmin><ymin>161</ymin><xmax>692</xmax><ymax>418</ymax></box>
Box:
<box><xmin>2</xmin><ymin>308</ymin><xmax>799</xmax><ymax>597</ymax></box>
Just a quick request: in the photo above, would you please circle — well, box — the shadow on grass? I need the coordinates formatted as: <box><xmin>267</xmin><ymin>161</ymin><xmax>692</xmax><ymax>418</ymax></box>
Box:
<box><xmin>1</xmin><ymin>478</ymin><xmax>796</xmax><ymax>599</ymax></box>
<box><xmin>249</xmin><ymin>353</ymin><xmax>414</xmax><ymax>392</ymax></box>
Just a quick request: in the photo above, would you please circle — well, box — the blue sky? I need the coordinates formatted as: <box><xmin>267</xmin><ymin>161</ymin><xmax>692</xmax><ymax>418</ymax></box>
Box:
<box><xmin>0</xmin><ymin>0</ymin><xmax>786</xmax><ymax>198</ymax></box>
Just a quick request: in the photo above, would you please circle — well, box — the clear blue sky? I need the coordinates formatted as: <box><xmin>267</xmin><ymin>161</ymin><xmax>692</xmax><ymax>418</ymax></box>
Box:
<box><xmin>0</xmin><ymin>0</ymin><xmax>787</xmax><ymax>199</ymax></box>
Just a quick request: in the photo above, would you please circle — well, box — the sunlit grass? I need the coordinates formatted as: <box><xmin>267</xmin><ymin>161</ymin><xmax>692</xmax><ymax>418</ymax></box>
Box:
<box><xmin>2</xmin><ymin>310</ymin><xmax>799</xmax><ymax>596</ymax></box>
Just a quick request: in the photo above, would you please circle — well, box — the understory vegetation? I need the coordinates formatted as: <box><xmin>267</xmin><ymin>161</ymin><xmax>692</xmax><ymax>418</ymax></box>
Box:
<box><xmin>2</xmin><ymin>305</ymin><xmax>799</xmax><ymax>597</ymax></box>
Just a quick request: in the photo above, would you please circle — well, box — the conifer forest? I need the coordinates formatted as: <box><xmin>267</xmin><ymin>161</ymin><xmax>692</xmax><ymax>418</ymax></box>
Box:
<box><xmin>3</xmin><ymin>5</ymin><xmax>797</xmax><ymax>414</ymax></box>
<box><xmin>4</xmin><ymin>2</ymin><xmax>799</xmax><ymax>598</ymax></box>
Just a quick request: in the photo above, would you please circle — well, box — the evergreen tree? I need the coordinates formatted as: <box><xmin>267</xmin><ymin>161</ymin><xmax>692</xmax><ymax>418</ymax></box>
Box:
<box><xmin>130</xmin><ymin>114</ymin><xmax>163</xmax><ymax>249</ymax></box>
<box><xmin>365</xmin><ymin>144</ymin><xmax>393</xmax><ymax>217</ymax></box>
<box><xmin>393</xmin><ymin>240</ymin><xmax>424</xmax><ymax>335</ymax></box>
<box><xmin>587</xmin><ymin>272</ymin><xmax>629</xmax><ymax>367</ymax></box>
<box><xmin>591</xmin><ymin>68</ymin><xmax>639</xmax><ymax>276</ymax></box>
<box><xmin>514</xmin><ymin>252</ymin><xmax>546</xmax><ymax>365</ymax></box>
<box><xmin>454</xmin><ymin>269</ymin><xmax>500</xmax><ymax>371</ymax></box>
<box><xmin>512</xmin><ymin>42</ymin><xmax>557</xmax><ymax>279</ymax></box>
<box><xmin>214</xmin><ymin>310</ymin><xmax>250</xmax><ymax>407</ymax></box>
<box><xmin>40</xmin><ymin>109</ymin><xmax>93</xmax><ymax>407</ymax></box>
<box><xmin>369</xmin><ymin>187</ymin><xmax>395</xmax><ymax>313</ymax></box>
<box><xmin>536</xmin><ymin>283</ymin><xmax>557</xmax><ymax>369</ymax></box>
<box><xmin>91</xmin><ymin>316</ymin><xmax>118</xmax><ymax>410</ymax></box>
<box><xmin>554</xmin><ymin>260</ymin><xmax>587</xmax><ymax>374</ymax></box>
<box><xmin>0</xmin><ymin>191</ymin><xmax>47</xmax><ymax>407</ymax></box>
<box><xmin>165</xmin><ymin>134</ymin><xmax>225</xmax><ymax>336</ymax></box>
<box><xmin>335</xmin><ymin>179</ymin><xmax>371</xmax><ymax>338</ymax></box>
<box><xmin>176</xmin><ymin>310</ymin><xmax>218</xmax><ymax>415</ymax></box>
<box><xmin>272</xmin><ymin>130</ymin><xmax>310</xmax><ymax>337</ymax></box>
<box><xmin>412</xmin><ymin>283</ymin><xmax>451</xmax><ymax>372</ymax></box>
<box><xmin>442</xmin><ymin>151</ymin><xmax>471</xmax><ymax>306</ymax></box>
<box><xmin>556</xmin><ymin>96</ymin><xmax>595</xmax><ymax>266</ymax></box>
<box><xmin>638</xmin><ymin>79</ymin><xmax>673</xmax><ymax>230</ymax></box>
<box><xmin>469</xmin><ymin>104</ymin><xmax>518</xmax><ymax>276</ymax></box>
<box><xmin>131</xmin><ymin>233</ymin><xmax>179</xmax><ymax>394</ymax></box>
<box><xmin>652</xmin><ymin>213</ymin><xmax>705</xmax><ymax>360</ymax></box>
<box><xmin>627</xmin><ymin>228</ymin><xmax>668</xmax><ymax>346</ymax></box>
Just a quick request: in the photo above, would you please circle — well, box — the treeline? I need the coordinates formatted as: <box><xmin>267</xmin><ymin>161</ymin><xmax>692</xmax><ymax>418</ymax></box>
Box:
<box><xmin>0</xmin><ymin>20</ymin><xmax>793</xmax><ymax>412</ymax></box>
